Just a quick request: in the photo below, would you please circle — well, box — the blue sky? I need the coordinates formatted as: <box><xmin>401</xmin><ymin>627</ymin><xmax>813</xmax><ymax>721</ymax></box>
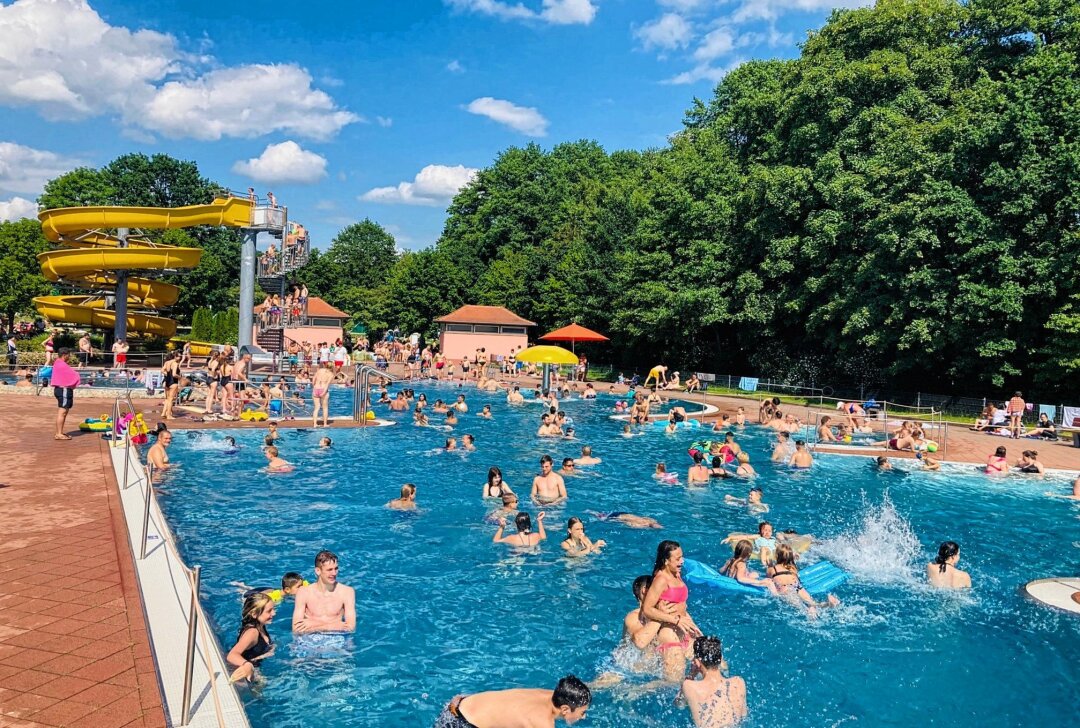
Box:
<box><xmin>0</xmin><ymin>0</ymin><xmax>865</xmax><ymax>250</ymax></box>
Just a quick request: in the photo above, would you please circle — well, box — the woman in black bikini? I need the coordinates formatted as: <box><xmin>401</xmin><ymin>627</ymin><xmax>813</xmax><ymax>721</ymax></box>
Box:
<box><xmin>226</xmin><ymin>592</ymin><xmax>276</xmax><ymax>682</ymax></box>
<box><xmin>482</xmin><ymin>466</ymin><xmax>513</xmax><ymax>499</ymax></box>
<box><xmin>768</xmin><ymin>544</ymin><xmax>840</xmax><ymax>617</ymax></box>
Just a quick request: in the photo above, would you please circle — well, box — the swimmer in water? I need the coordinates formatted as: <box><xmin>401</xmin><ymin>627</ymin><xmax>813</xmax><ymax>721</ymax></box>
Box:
<box><xmin>478</xmin><ymin>404</ymin><xmax>492</xmax><ymax>419</ymax></box>
<box><xmin>414</xmin><ymin>406</ymin><xmax>429</xmax><ymax>427</ymax></box>
<box><xmin>720</xmin><ymin>540</ymin><xmax>778</xmax><ymax>593</ymax></box>
<box><xmin>434</xmin><ymin>675</ymin><xmax>591</xmax><ymax>728</ymax></box>
<box><xmin>677</xmin><ymin>636</ymin><xmax>747</xmax><ymax>728</ymax></box>
<box><xmin>654</xmin><ymin>462</ymin><xmax>678</xmax><ymax>484</ymax></box>
<box><xmin>589</xmin><ymin>511</ymin><xmax>662</xmax><ymax>529</ymax></box>
<box><xmin>876</xmin><ymin>455</ymin><xmax>892</xmax><ymax>470</ymax></box>
<box><xmin>768</xmin><ymin>544</ymin><xmax>841</xmax><ymax>617</ymax></box>
<box><xmin>724</xmin><ymin>486</ymin><xmax>768</xmax><ymax>514</ymax></box>
<box><xmin>926</xmin><ymin>541</ymin><xmax>971</xmax><ymax>589</ymax></box>
<box><xmin>493</xmin><ymin>511</ymin><xmax>547</xmax><ymax>548</ymax></box>
<box><xmin>788</xmin><ymin>440</ymin><xmax>813</xmax><ymax>468</ymax></box>
<box><xmin>687</xmin><ymin>452</ymin><xmax>711</xmax><ymax>485</ymax></box>
<box><xmin>641</xmin><ymin>540</ymin><xmax>702</xmax><ymax>682</ymax></box>
<box><xmin>223</xmin><ymin>436</ymin><xmax>238</xmax><ymax>453</ymax></box>
<box><xmin>1046</xmin><ymin>476</ymin><xmax>1080</xmax><ymax>500</ymax></box>
<box><xmin>559</xmin><ymin>458</ymin><xmax>578</xmax><ymax>477</ymax></box>
<box><xmin>735</xmin><ymin>452</ymin><xmax>755</xmax><ymax>477</ymax></box>
<box><xmin>462</xmin><ymin>433</ymin><xmax>476</xmax><ymax>452</ymax></box>
<box><xmin>531</xmin><ymin>455</ymin><xmax>568</xmax><ymax>505</ymax></box>
<box><xmin>444</xmin><ymin>437</ymin><xmax>458</xmax><ymax>452</ymax></box>
<box><xmin>264</xmin><ymin>446</ymin><xmax>293</xmax><ymax>473</ymax></box>
<box><xmin>561</xmin><ymin>517</ymin><xmax>606</xmax><ymax>556</ymax></box>
<box><xmin>574</xmin><ymin>446</ymin><xmax>601</xmax><ymax>466</ymax></box>
<box><xmin>771</xmin><ymin>431</ymin><xmax>794</xmax><ymax>462</ymax></box>
<box><xmin>487</xmin><ymin>493</ymin><xmax>519</xmax><ymax>523</ymax></box>
<box><xmin>319</xmin><ymin>436</ymin><xmax>332</xmax><ymax>448</ymax></box>
<box><xmin>623</xmin><ymin>575</ymin><xmax>665</xmax><ymax>650</ymax></box>
<box><xmin>621</xmin><ymin>424</ymin><xmax>642</xmax><ymax>438</ymax></box>
<box><xmin>386</xmin><ymin>483</ymin><xmax>417</xmax><ymax>510</ymax></box>
<box><xmin>709</xmin><ymin>456</ymin><xmax>733</xmax><ymax>480</ymax></box>
<box><xmin>445</xmin><ymin>410</ymin><xmax>459</xmax><ymax>427</ymax></box>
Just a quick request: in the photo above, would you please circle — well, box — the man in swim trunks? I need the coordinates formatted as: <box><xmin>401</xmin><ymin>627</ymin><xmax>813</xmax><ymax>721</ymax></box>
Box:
<box><xmin>574</xmin><ymin>445</ymin><xmax>601</xmax><ymax>466</ymax></box>
<box><xmin>434</xmin><ymin>675</ymin><xmax>591</xmax><ymax>727</ymax></box>
<box><xmin>147</xmin><ymin>430</ymin><xmax>172</xmax><ymax>475</ymax></box>
<box><xmin>49</xmin><ymin>348</ymin><xmax>81</xmax><ymax>440</ymax></box>
<box><xmin>292</xmin><ymin>550</ymin><xmax>356</xmax><ymax>634</ymax></box>
<box><xmin>387</xmin><ymin>483</ymin><xmax>417</xmax><ymax>510</ymax></box>
<box><xmin>643</xmin><ymin>364</ymin><xmax>667</xmax><ymax>388</ymax></box>
<box><xmin>788</xmin><ymin>440</ymin><xmax>813</xmax><ymax>468</ymax></box>
<box><xmin>771</xmin><ymin>432</ymin><xmax>794</xmax><ymax>463</ymax></box>
<box><xmin>531</xmin><ymin>455</ymin><xmax>567</xmax><ymax>505</ymax></box>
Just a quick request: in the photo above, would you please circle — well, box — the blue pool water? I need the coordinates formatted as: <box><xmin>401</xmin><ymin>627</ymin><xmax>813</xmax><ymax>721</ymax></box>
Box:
<box><xmin>157</xmin><ymin>384</ymin><xmax>1080</xmax><ymax>727</ymax></box>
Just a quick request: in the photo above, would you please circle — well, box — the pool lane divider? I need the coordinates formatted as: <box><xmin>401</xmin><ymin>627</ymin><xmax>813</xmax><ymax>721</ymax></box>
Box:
<box><xmin>108</xmin><ymin>444</ymin><xmax>251</xmax><ymax>728</ymax></box>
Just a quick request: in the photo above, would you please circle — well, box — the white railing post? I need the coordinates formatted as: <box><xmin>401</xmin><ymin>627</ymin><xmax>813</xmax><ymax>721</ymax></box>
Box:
<box><xmin>180</xmin><ymin>565</ymin><xmax>201</xmax><ymax>726</ymax></box>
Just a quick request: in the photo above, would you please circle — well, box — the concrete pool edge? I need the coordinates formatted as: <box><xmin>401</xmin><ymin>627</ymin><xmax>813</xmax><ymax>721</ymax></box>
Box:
<box><xmin>107</xmin><ymin>443</ymin><xmax>251</xmax><ymax>728</ymax></box>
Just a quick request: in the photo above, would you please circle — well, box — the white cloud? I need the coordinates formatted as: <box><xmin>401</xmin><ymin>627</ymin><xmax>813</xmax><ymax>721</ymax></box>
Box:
<box><xmin>231</xmin><ymin>141</ymin><xmax>327</xmax><ymax>184</ymax></box>
<box><xmin>445</xmin><ymin>0</ymin><xmax>597</xmax><ymax>25</ymax></box>
<box><xmin>0</xmin><ymin>142</ymin><xmax>82</xmax><ymax>195</ymax></box>
<box><xmin>635</xmin><ymin>13</ymin><xmax>693</xmax><ymax>51</ymax></box>
<box><xmin>466</xmin><ymin>97</ymin><xmax>549</xmax><ymax>136</ymax></box>
<box><xmin>666</xmin><ymin>57</ymin><xmax>744</xmax><ymax>84</ymax></box>
<box><xmin>693</xmin><ymin>26</ymin><xmax>735</xmax><ymax>61</ymax></box>
<box><xmin>376</xmin><ymin>116</ymin><xmax>393</xmax><ymax>128</ymax></box>
<box><xmin>0</xmin><ymin>0</ymin><xmax>357</xmax><ymax>140</ymax></box>
<box><xmin>0</xmin><ymin>196</ymin><xmax>38</xmax><ymax>222</ymax></box>
<box><xmin>140</xmin><ymin>65</ymin><xmax>360</xmax><ymax>141</ymax></box>
<box><xmin>361</xmin><ymin>164</ymin><xmax>479</xmax><ymax>207</ymax></box>
<box><xmin>447</xmin><ymin>60</ymin><xmax>466</xmax><ymax>73</ymax></box>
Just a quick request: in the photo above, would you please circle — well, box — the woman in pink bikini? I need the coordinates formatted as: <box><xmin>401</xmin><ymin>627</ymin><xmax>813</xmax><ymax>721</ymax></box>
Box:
<box><xmin>641</xmin><ymin>540</ymin><xmax>703</xmax><ymax>681</ymax></box>
<box><xmin>985</xmin><ymin>445</ymin><xmax>1008</xmax><ymax>476</ymax></box>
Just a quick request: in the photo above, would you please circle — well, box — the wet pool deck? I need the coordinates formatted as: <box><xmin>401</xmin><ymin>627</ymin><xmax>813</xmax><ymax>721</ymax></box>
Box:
<box><xmin>3</xmin><ymin>383</ymin><xmax>1079</xmax><ymax>726</ymax></box>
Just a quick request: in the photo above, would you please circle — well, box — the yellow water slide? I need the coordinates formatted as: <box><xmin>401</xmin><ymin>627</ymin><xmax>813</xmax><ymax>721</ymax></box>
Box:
<box><xmin>33</xmin><ymin>198</ymin><xmax>254</xmax><ymax>338</ymax></box>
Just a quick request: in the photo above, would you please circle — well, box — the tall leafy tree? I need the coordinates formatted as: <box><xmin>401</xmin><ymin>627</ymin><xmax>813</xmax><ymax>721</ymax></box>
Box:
<box><xmin>0</xmin><ymin>219</ymin><xmax>50</xmax><ymax>326</ymax></box>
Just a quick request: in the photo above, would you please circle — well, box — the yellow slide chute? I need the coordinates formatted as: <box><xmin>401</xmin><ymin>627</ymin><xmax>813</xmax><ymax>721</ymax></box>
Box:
<box><xmin>33</xmin><ymin>198</ymin><xmax>253</xmax><ymax>338</ymax></box>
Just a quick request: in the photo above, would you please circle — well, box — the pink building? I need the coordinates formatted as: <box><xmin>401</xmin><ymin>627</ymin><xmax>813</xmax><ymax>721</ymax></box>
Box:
<box><xmin>437</xmin><ymin>305</ymin><xmax>534</xmax><ymax>361</ymax></box>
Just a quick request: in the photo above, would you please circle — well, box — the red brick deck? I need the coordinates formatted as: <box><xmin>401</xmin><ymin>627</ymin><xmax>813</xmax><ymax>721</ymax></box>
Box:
<box><xmin>0</xmin><ymin>395</ymin><xmax>165</xmax><ymax>728</ymax></box>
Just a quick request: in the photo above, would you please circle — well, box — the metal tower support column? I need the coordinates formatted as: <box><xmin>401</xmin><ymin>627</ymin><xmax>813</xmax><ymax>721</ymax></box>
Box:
<box><xmin>114</xmin><ymin>227</ymin><xmax>129</xmax><ymax>342</ymax></box>
<box><xmin>238</xmin><ymin>230</ymin><xmax>257</xmax><ymax>349</ymax></box>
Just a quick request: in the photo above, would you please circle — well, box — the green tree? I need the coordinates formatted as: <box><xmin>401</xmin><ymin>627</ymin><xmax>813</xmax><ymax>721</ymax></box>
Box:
<box><xmin>190</xmin><ymin>308</ymin><xmax>213</xmax><ymax>341</ymax></box>
<box><xmin>38</xmin><ymin>167</ymin><xmax>115</xmax><ymax>210</ymax></box>
<box><xmin>0</xmin><ymin>219</ymin><xmax>50</xmax><ymax>326</ymax></box>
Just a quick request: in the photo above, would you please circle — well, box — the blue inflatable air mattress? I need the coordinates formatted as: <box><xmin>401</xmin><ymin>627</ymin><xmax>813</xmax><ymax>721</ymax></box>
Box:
<box><xmin>683</xmin><ymin>558</ymin><xmax>849</xmax><ymax>596</ymax></box>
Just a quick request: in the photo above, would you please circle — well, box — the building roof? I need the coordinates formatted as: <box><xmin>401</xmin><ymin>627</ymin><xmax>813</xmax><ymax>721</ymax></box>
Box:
<box><xmin>436</xmin><ymin>305</ymin><xmax>536</xmax><ymax>327</ymax></box>
<box><xmin>255</xmin><ymin>296</ymin><xmax>349</xmax><ymax>319</ymax></box>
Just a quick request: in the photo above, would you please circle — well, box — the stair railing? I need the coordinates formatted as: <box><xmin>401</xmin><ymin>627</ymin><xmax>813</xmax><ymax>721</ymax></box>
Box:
<box><xmin>353</xmin><ymin>363</ymin><xmax>401</xmax><ymax>423</ymax></box>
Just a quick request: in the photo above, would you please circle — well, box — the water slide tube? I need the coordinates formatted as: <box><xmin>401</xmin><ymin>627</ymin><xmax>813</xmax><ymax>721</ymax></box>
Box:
<box><xmin>33</xmin><ymin>198</ymin><xmax>253</xmax><ymax>338</ymax></box>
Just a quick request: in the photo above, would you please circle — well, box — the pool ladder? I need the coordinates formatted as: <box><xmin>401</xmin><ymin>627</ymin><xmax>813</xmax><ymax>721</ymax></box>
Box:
<box><xmin>353</xmin><ymin>363</ymin><xmax>401</xmax><ymax>423</ymax></box>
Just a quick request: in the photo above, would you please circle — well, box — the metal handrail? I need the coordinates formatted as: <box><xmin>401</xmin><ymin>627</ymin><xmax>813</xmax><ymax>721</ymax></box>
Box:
<box><xmin>120</xmin><ymin>420</ymin><xmax>241</xmax><ymax>728</ymax></box>
<box><xmin>353</xmin><ymin>363</ymin><xmax>401</xmax><ymax>422</ymax></box>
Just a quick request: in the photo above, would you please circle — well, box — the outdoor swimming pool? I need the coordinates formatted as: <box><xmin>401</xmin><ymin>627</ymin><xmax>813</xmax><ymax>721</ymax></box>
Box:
<box><xmin>158</xmin><ymin>384</ymin><xmax>1080</xmax><ymax>727</ymax></box>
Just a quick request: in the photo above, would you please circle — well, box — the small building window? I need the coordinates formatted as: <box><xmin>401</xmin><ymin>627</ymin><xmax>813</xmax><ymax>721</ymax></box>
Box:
<box><xmin>500</xmin><ymin>326</ymin><xmax>526</xmax><ymax>335</ymax></box>
<box><xmin>473</xmin><ymin>324</ymin><xmax>500</xmax><ymax>333</ymax></box>
<box><xmin>310</xmin><ymin>317</ymin><xmax>341</xmax><ymax>327</ymax></box>
<box><xmin>444</xmin><ymin>323</ymin><xmax>472</xmax><ymax>332</ymax></box>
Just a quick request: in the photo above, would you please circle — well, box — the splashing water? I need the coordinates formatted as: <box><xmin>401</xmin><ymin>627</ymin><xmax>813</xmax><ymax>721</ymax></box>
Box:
<box><xmin>816</xmin><ymin>492</ymin><xmax>922</xmax><ymax>584</ymax></box>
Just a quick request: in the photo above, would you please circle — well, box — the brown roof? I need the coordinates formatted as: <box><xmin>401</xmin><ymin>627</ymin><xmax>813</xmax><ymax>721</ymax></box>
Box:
<box><xmin>436</xmin><ymin>305</ymin><xmax>535</xmax><ymax>326</ymax></box>
<box><xmin>255</xmin><ymin>296</ymin><xmax>349</xmax><ymax>319</ymax></box>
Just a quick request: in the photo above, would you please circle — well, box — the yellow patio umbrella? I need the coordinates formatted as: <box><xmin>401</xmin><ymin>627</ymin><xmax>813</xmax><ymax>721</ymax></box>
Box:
<box><xmin>515</xmin><ymin>345</ymin><xmax>579</xmax><ymax>391</ymax></box>
<box><xmin>514</xmin><ymin>345</ymin><xmax>580</xmax><ymax>365</ymax></box>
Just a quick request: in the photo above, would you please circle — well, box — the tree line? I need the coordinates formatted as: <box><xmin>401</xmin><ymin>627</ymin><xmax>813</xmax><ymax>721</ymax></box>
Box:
<box><xmin>3</xmin><ymin>0</ymin><xmax>1077</xmax><ymax>398</ymax></box>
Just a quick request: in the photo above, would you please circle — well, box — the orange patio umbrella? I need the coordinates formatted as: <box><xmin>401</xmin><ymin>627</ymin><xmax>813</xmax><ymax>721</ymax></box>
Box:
<box><xmin>539</xmin><ymin>323</ymin><xmax>609</xmax><ymax>354</ymax></box>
